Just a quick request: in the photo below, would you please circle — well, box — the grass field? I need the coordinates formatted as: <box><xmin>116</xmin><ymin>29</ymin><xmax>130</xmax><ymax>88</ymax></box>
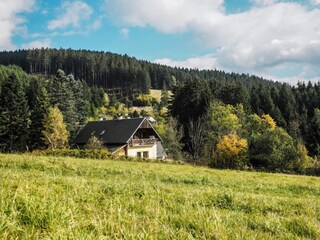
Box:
<box><xmin>0</xmin><ymin>154</ymin><xmax>319</xmax><ymax>239</ymax></box>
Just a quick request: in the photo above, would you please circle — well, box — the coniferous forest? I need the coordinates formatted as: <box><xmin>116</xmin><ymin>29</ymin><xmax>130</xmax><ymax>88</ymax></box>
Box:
<box><xmin>0</xmin><ymin>48</ymin><xmax>320</xmax><ymax>174</ymax></box>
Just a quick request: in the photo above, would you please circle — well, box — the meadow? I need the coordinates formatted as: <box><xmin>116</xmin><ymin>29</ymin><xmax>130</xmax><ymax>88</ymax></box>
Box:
<box><xmin>0</xmin><ymin>154</ymin><xmax>319</xmax><ymax>239</ymax></box>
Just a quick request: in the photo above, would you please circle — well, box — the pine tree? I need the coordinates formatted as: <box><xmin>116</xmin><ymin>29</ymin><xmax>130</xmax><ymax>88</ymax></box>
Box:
<box><xmin>160</xmin><ymin>82</ymin><xmax>169</xmax><ymax>108</ymax></box>
<box><xmin>42</xmin><ymin>106</ymin><xmax>69</xmax><ymax>149</ymax></box>
<box><xmin>47</xmin><ymin>70</ymin><xmax>77</xmax><ymax>138</ymax></box>
<box><xmin>161</xmin><ymin>117</ymin><xmax>183</xmax><ymax>160</ymax></box>
<box><xmin>0</xmin><ymin>73</ymin><xmax>29</xmax><ymax>152</ymax></box>
<box><xmin>137</xmin><ymin>69</ymin><xmax>151</xmax><ymax>94</ymax></box>
<box><xmin>28</xmin><ymin>78</ymin><xmax>50</xmax><ymax>150</ymax></box>
<box><xmin>67</xmin><ymin>75</ymin><xmax>88</xmax><ymax>127</ymax></box>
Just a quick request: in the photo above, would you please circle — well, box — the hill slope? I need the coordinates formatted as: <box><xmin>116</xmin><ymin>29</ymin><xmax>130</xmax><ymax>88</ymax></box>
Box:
<box><xmin>0</xmin><ymin>154</ymin><xmax>319</xmax><ymax>239</ymax></box>
<box><xmin>0</xmin><ymin>48</ymin><xmax>277</xmax><ymax>92</ymax></box>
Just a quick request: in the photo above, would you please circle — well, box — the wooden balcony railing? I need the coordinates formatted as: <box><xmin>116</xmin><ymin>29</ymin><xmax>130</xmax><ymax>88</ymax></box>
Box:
<box><xmin>130</xmin><ymin>138</ymin><xmax>157</xmax><ymax>146</ymax></box>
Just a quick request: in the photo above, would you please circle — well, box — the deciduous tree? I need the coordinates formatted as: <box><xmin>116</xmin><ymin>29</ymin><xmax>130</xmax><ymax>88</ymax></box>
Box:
<box><xmin>212</xmin><ymin>133</ymin><xmax>248</xmax><ymax>170</ymax></box>
<box><xmin>42</xmin><ymin>106</ymin><xmax>69</xmax><ymax>149</ymax></box>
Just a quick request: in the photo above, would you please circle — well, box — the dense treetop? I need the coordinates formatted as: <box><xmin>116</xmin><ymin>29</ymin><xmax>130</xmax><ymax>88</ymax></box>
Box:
<box><xmin>0</xmin><ymin>48</ymin><xmax>280</xmax><ymax>94</ymax></box>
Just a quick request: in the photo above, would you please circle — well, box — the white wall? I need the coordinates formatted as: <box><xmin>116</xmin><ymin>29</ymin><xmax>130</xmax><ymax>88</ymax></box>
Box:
<box><xmin>127</xmin><ymin>144</ymin><xmax>157</xmax><ymax>159</ymax></box>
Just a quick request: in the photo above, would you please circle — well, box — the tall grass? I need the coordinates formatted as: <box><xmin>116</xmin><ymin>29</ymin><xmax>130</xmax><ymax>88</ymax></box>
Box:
<box><xmin>0</xmin><ymin>154</ymin><xmax>319</xmax><ymax>239</ymax></box>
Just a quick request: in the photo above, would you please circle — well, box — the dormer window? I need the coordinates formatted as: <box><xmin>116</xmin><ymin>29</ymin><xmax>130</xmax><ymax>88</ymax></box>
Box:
<box><xmin>100</xmin><ymin>130</ymin><xmax>106</xmax><ymax>136</ymax></box>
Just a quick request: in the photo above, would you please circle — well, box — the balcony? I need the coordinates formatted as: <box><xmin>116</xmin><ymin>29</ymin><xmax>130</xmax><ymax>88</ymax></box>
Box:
<box><xmin>130</xmin><ymin>138</ymin><xmax>157</xmax><ymax>146</ymax></box>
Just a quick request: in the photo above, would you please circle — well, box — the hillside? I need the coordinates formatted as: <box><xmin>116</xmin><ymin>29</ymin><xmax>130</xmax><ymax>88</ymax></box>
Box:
<box><xmin>1</xmin><ymin>50</ymin><xmax>320</xmax><ymax>157</ymax></box>
<box><xmin>0</xmin><ymin>48</ymin><xmax>277</xmax><ymax>92</ymax></box>
<box><xmin>0</xmin><ymin>154</ymin><xmax>319</xmax><ymax>239</ymax></box>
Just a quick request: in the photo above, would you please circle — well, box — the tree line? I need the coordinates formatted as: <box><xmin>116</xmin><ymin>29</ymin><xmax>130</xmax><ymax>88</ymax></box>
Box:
<box><xmin>169</xmin><ymin>78</ymin><xmax>320</xmax><ymax>174</ymax></box>
<box><xmin>0</xmin><ymin>48</ymin><xmax>286</xmax><ymax>97</ymax></box>
<box><xmin>0</xmin><ymin>65</ymin><xmax>105</xmax><ymax>152</ymax></box>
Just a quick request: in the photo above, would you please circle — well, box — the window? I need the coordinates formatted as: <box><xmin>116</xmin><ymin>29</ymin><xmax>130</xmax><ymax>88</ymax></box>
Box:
<box><xmin>143</xmin><ymin>151</ymin><xmax>149</xmax><ymax>158</ymax></box>
<box><xmin>100</xmin><ymin>130</ymin><xmax>106</xmax><ymax>136</ymax></box>
<box><xmin>137</xmin><ymin>151</ymin><xmax>149</xmax><ymax>158</ymax></box>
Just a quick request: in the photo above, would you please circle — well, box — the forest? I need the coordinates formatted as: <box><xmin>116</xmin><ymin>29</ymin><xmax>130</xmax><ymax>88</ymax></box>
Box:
<box><xmin>0</xmin><ymin>48</ymin><xmax>320</xmax><ymax>175</ymax></box>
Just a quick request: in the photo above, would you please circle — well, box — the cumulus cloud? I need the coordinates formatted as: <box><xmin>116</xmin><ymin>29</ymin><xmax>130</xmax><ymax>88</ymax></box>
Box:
<box><xmin>105</xmin><ymin>0</ymin><xmax>320</xmax><ymax>82</ymax></box>
<box><xmin>0</xmin><ymin>0</ymin><xmax>35</xmax><ymax>50</ymax></box>
<box><xmin>207</xmin><ymin>3</ymin><xmax>320</xmax><ymax>71</ymax></box>
<box><xmin>105</xmin><ymin>0</ymin><xmax>225</xmax><ymax>33</ymax></box>
<box><xmin>48</xmin><ymin>1</ymin><xmax>93</xmax><ymax>30</ymax></box>
<box><xmin>21</xmin><ymin>39</ymin><xmax>52</xmax><ymax>49</ymax></box>
<box><xmin>249</xmin><ymin>0</ymin><xmax>278</xmax><ymax>6</ymax></box>
<box><xmin>311</xmin><ymin>0</ymin><xmax>320</xmax><ymax>5</ymax></box>
<box><xmin>154</xmin><ymin>55</ymin><xmax>219</xmax><ymax>70</ymax></box>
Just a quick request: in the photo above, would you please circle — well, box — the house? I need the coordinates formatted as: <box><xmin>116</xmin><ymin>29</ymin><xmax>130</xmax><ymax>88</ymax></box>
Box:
<box><xmin>73</xmin><ymin>117</ymin><xmax>166</xmax><ymax>159</ymax></box>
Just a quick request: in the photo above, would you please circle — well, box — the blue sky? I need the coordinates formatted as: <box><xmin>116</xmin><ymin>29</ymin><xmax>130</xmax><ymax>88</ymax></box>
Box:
<box><xmin>1</xmin><ymin>0</ymin><xmax>320</xmax><ymax>83</ymax></box>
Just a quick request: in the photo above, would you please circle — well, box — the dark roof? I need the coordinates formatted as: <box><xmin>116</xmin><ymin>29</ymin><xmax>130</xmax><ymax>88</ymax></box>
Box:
<box><xmin>73</xmin><ymin>117</ymin><xmax>156</xmax><ymax>145</ymax></box>
<box><xmin>105</xmin><ymin>144</ymin><xmax>126</xmax><ymax>153</ymax></box>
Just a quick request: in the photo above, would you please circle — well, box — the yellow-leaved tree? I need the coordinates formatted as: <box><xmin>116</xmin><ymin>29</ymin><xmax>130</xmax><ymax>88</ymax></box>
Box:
<box><xmin>261</xmin><ymin>114</ymin><xmax>276</xmax><ymax>130</ymax></box>
<box><xmin>213</xmin><ymin>133</ymin><xmax>248</xmax><ymax>170</ymax></box>
<box><xmin>42</xmin><ymin>106</ymin><xmax>69</xmax><ymax>149</ymax></box>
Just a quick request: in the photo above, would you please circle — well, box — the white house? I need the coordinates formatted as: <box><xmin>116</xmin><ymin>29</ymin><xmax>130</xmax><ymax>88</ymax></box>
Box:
<box><xmin>73</xmin><ymin>117</ymin><xmax>166</xmax><ymax>159</ymax></box>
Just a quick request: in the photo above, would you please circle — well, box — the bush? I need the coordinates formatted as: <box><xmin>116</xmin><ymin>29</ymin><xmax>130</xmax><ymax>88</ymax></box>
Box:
<box><xmin>211</xmin><ymin>133</ymin><xmax>248</xmax><ymax>170</ymax></box>
<box><xmin>33</xmin><ymin>149</ymin><xmax>111</xmax><ymax>159</ymax></box>
<box><xmin>32</xmin><ymin>149</ymin><xmax>186</xmax><ymax>165</ymax></box>
<box><xmin>84</xmin><ymin>136</ymin><xmax>104</xmax><ymax>150</ymax></box>
<box><xmin>291</xmin><ymin>143</ymin><xmax>314</xmax><ymax>173</ymax></box>
<box><xmin>305</xmin><ymin>158</ymin><xmax>320</xmax><ymax>176</ymax></box>
<box><xmin>249</xmin><ymin>128</ymin><xmax>299</xmax><ymax>171</ymax></box>
<box><xmin>133</xmin><ymin>94</ymin><xmax>156</xmax><ymax>107</ymax></box>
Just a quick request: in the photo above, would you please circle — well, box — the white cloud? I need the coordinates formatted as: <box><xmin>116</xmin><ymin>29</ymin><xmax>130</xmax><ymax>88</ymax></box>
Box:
<box><xmin>0</xmin><ymin>0</ymin><xmax>35</xmax><ymax>50</ymax></box>
<box><xmin>250</xmin><ymin>0</ymin><xmax>278</xmax><ymax>6</ymax></box>
<box><xmin>120</xmin><ymin>28</ymin><xmax>129</xmax><ymax>38</ymax></box>
<box><xmin>92</xmin><ymin>17</ymin><xmax>104</xmax><ymax>30</ymax></box>
<box><xmin>154</xmin><ymin>55</ymin><xmax>219</xmax><ymax>70</ymax></box>
<box><xmin>311</xmin><ymin>0</ymin><xmax>320</xmax><ymax>5</ymax></box>
<box><xmin>48</xmin><ymin>1</ymin><xmax>93</xmax><ymax>30</ymax></box>
<box><xmin>105</xmin><ymin>0</ymin><xmax>320</xmax><ymax>82</ymax></box>
<box><xmin>105</xmin><ymin>0</ymin><xmax>225</xmax><ymax>33</ymax></box>
<box><xmin>207</xmin><ymin>3</ymin><xmax>320</xmax><ymax>71</ymax></box>
<box><xmin>21</xmin><ymin>39</ymin><xmax>52</xmax><ymax>49</ymax></box>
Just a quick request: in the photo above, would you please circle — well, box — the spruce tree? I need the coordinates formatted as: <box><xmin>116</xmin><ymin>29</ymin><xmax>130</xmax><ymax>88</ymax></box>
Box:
<box><xmin>0</xmin><ymin>73</ymin><xmax>29</xmax><ymax>152</ymax></box>
<box><xmin>47</xmin><ymin>70</ymin><xmax>77</xmax><ymax>139</ymax></box>
<box><xmin>67</xmin><ymin>74</ymin><xmax>88</xmax><ymax>127</ymax></box>
<box><xmin>160</xmin><ymin>82</ymin><xmax>169</xmax><ymax>108</ymax></box>
<box><xmin>28</xmin><ymin>78</ymin><xmax>49</xmax><ymax>150</ymax></box>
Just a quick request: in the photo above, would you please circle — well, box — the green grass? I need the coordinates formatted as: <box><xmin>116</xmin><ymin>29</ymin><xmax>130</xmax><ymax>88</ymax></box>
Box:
<box><xmin>0</xmin><ymin>154</ymin><xmax>319</xmax><ymax>239</ymax></box>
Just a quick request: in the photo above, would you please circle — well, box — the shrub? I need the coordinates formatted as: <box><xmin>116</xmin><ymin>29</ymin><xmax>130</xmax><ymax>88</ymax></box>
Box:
<box><xmin>290</xmin><ymin>143</ymin><xmax>314</xmax><ymax>173</ymax></box>
<box><xmin>249</xmin><ymin>128</ymin><xmax>299</xmax><ymax>171</ymax></box>
<box><xmin>34</xmin><ymin>149</ymin><xmax>111</xmax><ymax>159</ymax></box>
<box><xmin>212</xmin><ymin>133</ymin><xmax>248</xmax><ymax>170</ymax></box>
<box><xmin>84</xmin><ymin>136</ymin><xmax>104</xmax><ymax>150</ymax></box>
<box><xmin>133</xmin><ymin>94</ymin><xmax>156</xmax><ymax>106</ymax></box>
<box><xmin>32</xmin><ymin>149</ymin><xmax>186</xmax><ymax>165</ymax></box>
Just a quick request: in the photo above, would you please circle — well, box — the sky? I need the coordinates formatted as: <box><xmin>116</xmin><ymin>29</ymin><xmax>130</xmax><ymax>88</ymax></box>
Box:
<box><xmin>1</xmin><ymin>0</ymin><xmax>320</xmax><ymax>84</ymax></box>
